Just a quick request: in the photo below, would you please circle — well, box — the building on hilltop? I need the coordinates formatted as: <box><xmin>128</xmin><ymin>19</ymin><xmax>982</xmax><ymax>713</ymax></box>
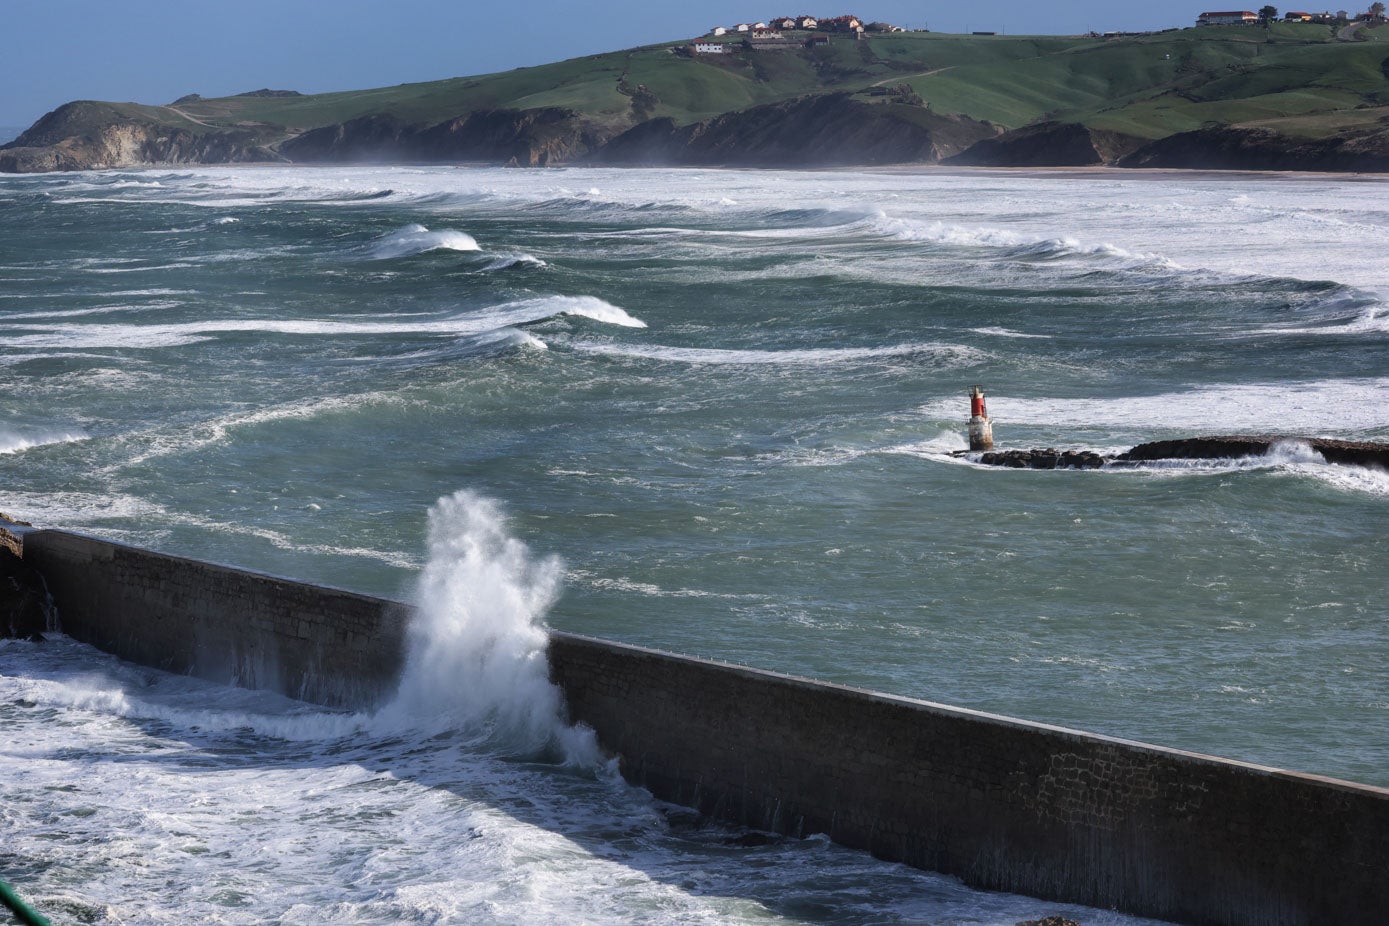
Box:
<box><xmin>819</xmin><ymin>14</ymin><xmax>865</xmax><ymax>33</ymax></box>
<box><xmin>1282</xmin><ymin>10</ymin><xmax>1314</xmax><ymax>20</ymax></box>
<box><xmin>694</xmin><ymin>41</ymin><xmax>727</xmax><ymax>53</ymax></box>
<box><xmin>1196</xmin><ymin>10</ymin><xmax>1259</xmax><ymax>24</ymax></box>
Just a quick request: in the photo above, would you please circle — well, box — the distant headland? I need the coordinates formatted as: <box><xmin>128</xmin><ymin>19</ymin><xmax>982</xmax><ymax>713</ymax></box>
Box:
<box><xmin>3</xmin><ymin>12</ymin><xmax>1388</xmax><ymax>173</ymax></box>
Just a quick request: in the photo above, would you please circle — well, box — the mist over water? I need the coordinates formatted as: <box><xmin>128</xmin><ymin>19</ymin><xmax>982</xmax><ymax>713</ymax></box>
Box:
<box><xmin>2</xmin><ymin>164</ymin><xmax>1388</xmax><ymax>922</ymax></box>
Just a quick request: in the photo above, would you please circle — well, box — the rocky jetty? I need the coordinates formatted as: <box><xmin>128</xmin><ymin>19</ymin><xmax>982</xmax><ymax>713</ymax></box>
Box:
<box><xmin>973</xmin><ymin>448</ymin><xmax>1108</xmax><ymax>469</ymax></box>
<box><xmin>966</xmin><ymin>435</ymin><xmax>1389</xmax><ymax>472</ymax></box>
<box><xmin>1117</xmin><ymin>436</ymin><xmax>1389</xmax><ymax>468</ymax></box>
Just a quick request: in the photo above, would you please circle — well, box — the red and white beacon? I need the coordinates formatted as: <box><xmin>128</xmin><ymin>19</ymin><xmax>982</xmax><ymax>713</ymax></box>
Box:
<box><xmin>968</xmin><ymin>385</ymin><xmax>994</xmax><ymax>452</ymax></box>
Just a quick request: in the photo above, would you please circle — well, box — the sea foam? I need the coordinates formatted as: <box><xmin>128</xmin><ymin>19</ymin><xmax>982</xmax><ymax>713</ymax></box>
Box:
<box><xmin>375</xmin><ymin>491</ymin><xmax>601</xmax><ymax>765</ymax></box>
<box><xmin>368</xmin><ymin>223</ymin><xmax>481</xmax><ymax>259</ymax></box>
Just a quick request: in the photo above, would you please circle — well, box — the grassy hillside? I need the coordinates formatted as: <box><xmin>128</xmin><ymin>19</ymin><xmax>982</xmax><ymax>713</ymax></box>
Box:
<box><xmin>905</xmin><ymin>23</ymin><xmax>1389</xmax><ymax>135</ymax></box>
<box><xmin>8</xmin><ymin>21</ymin><xmax>1389</xmax><ymax>172</ymax></box>
<box><xmin>167</xmin><ymin>31</ymin><xmax>1113</xmax><ymax>132</ymax></box>
<box><xmin>155</xmin><ymin>23</ymin><xmax>1389</xmax><ymax>144</ymax></box>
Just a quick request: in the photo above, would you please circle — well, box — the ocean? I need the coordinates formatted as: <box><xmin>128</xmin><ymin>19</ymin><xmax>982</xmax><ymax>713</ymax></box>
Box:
<box><xmin>1</xmin><ymin>164</ymin><xmax>1386</xmax><ymax>924</ymax></box>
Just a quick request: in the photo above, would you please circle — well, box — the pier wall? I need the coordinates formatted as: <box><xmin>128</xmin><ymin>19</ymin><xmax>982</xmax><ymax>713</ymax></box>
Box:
<box><xmin>11</xmin><ymin>525</ymin><xmax>1389</xmax><ymax>926</ymax></box>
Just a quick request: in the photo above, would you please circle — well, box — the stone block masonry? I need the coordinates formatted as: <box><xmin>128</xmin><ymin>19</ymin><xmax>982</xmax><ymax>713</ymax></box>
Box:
<box><xmin>9</xmin><ymin>522</ymin><xmax>1389</xmax><ymax>926</ymax></box>
<box><xmin>16</xmin><ymin>526</ymin><xmax>409</xmax><ymax>709</ymax></box>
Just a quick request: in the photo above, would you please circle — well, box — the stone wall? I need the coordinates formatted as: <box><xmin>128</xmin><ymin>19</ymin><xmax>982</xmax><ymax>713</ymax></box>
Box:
<box><xmin>548</xmin><ymin>633</ymin><xmax>1389</xmax><ymax>926</ymax></box>
<box><xmin>11</xmin><ymin>524</ymin><xmax>1389</xmax><ymax>926</ymax></box>
<box><xmin>18</xmin><ymin>527</ymin><xmax>408</xmax><ymax>709</ymax></box>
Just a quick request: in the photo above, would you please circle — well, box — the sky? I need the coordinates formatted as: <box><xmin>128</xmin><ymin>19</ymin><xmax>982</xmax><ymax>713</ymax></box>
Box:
<box><xmin>0</xmin><ymin>1</ymin><xmax>1291</xmax><ymax>128</ymax></box>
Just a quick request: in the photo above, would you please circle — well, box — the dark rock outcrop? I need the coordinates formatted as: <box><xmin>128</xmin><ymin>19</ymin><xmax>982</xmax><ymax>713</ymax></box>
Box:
<box><xmin>278</xmin><ymin>113</ymin><xmax>418</xmax><ymax>162</ymax></box>
<box><xmin>946</xmin><ymin>121</ymin><xmax>1144</xmax><ymax>168</ymax></box>
<box><xmin>976</xmin><ymin>448</ymin><xmax>1108</xmax><ymax>469</ymax></box>
<box><xmin>1016</xmin><ymin>918</ymin><xmax>1082</xmax><ymax>926</ymax></box>
<box><xmin>1118</xmin><ymin>435</ymin><xmax>1389</xmax><ymax>467</ymax></box>
<box><xmin>280</xmin><ymin>108</ymin><xmax>613</xmax><ymax>167</ymax></box>
<box><xmin>417</xmin><ymin>108</ymin><xmax>612</xmax><ymax>166</ymax></box>
<box><xmin>1</xmin><ymin>546</ymin><xmax>48</xmax><ymax>640</ymax></box>
<box><xmin>1119</xmin><ymin>124</ymin><xmax>1389</xmax><ymax>173</ymax></box>
<box><xmin>234</xmin><ymin>89</ymin><xmax>303</xmax><ymax>98</ymax></box>
<box><xmin>593</xmin><ymin>93</ymin><xmax>998</xmax><ymax>167</ymax></box>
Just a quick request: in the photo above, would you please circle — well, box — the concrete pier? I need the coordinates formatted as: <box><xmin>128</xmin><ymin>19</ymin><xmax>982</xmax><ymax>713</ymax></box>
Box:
<box><xmin>5</xmin><ymin>519</ymin><xmax>1388</xmax><ymax>926</ymax></box>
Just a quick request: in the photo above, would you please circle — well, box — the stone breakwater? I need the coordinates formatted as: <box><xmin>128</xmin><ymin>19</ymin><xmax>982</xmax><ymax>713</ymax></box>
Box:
<box><xmin>2</xmin><ymin>520</ymin><xmax>1388</xmax><ymax>926</ymax></box>
<box><xmin>972</xmin><ymin>448</ymin><xmax>1108</xmax><ymax>469</ymax></box>
<box><xmin>1115</xmin><ymin>436</ymin><xmax>1389</xmax><ymax>468</ymax></box>
<box><xmin>962</xmin><ymin>436</ymin><xmax>1389</xmax><ymax>470</ymax></box>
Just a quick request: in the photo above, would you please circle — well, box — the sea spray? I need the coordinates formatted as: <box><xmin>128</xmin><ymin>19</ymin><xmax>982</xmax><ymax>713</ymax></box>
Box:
<box><xmin>377</xmin><ymin>490</ymin><xmax>601</xmax><ymax>766</ymax></box>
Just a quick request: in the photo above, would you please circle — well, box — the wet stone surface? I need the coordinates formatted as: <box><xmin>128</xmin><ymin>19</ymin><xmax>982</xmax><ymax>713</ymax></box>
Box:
<box><xmin>974</xmin><ymin>448</ymin><xmax>1109</xmax><ymax>470</ymax></box>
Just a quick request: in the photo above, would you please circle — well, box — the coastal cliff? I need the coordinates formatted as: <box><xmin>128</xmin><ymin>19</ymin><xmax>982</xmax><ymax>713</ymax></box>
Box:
<box><xmin>280</xmin><ymin>108</ymin><xmax>614</xmax><ymax>167</ymax></box>
<box><xmin>0</xmin><ymin>101</ymin><xmax>280</xmax><ymax>172</ymax></box>
<box><xmin>1116</xmin><ymin>124</ymin><xmax>1389</xmax><ymax>172</ymax></box>
<box><xmin>943</xmin><ymin>121</ymin><xmax>1145</xmax><ymax>168</ymax></box>
<box><xmin>592</xmin><ymin>94</ymin><xmax>996</xmax><ymax>167</ymax></box>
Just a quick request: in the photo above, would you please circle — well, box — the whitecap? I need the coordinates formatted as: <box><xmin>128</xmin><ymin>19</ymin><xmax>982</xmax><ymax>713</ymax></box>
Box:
<box><xmin>567</xmin><ymin>340</ymin><xmax>978</xmax><ymax>366</ymax></box>
<box><xmin>3</xmin><ymin>294</ymin><xmax>644</xmax><ymax>349</ymax></box>
<box><xmin>367</xmin><ymin>223</ymin><xmax>481</xmax><ymax>259</ymax></box>
<box><xmin>0</xmin><ymin>427</ymin><xmax>88</xmax><ymax>455</ymax></box>
<box><xmin>480</xmin><ymin>252</ymin><xmax>547</xmax><ymax>271</ymax></box>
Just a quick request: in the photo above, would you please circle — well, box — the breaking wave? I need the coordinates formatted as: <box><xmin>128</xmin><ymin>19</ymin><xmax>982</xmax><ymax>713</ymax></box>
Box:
<box><xmin>368</xmin><ymin>223</ymin><xmax>480</xmax><ymax>259</ymax></box>
<box><xmin>567</xmin><ymin>340</ymin><xmax>982</xmax><ymax>366</ymax></box>
<box><xmin>0</xmin><ymin>428</ymin><xmax>88</xmax><ymax>455</ymax></box>
<box><xmin>375</xmin><ymin>491</ymin><xmax>602</xmax><ymax>764</ymax></box>
<box><xmin>5</xmin><ymin>295</ymin><xmax>644</xmax><ymax>349</ymax></box>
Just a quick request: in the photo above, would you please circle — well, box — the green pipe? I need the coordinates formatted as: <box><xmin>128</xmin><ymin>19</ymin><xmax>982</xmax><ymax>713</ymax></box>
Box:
<box><xmin>0</xmin><ymin>879</ymin><xmax>50</xmax><ymax>926</ymax></box>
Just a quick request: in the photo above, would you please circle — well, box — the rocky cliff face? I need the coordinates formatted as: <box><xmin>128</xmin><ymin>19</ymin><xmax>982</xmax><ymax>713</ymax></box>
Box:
<box><xmin>279</xmin><ymin>108</ymin><xmax>613</xmax><ymax>167</ymax></box>
<box><xmin>944</xmin><ymin>121</ymin><xmax>1144</xmax><ymax>168</ymax></box>
<box><xmin>9</xmin><ymin>94</ymin><xmax>1388</xmax><ymax>175</ymax></box>
<box><xmin>1118</xmin><ymin>124</ymin><xmax>1389</xmax><ymax>172</ymax></box>
<box><xmin>0</xmin><ymin>101</ymin><xmax>280</xmax><ymax>173</ymax></box>
<box><xmin>593</xmin><ymin>94</ymin><xmax>997</xmax><ymax>167</ymax></box>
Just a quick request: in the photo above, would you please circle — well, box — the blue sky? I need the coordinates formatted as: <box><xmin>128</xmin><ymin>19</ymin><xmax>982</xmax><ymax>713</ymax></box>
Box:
<box><xmin>1</xmin><ymin>1</ymin><xmax>1269</xmax><ymax>127</ymax></box>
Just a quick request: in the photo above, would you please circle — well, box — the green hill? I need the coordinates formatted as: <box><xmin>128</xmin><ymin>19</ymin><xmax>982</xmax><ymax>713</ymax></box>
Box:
<box><xmin>4</xmin><ymin>21</ymin><xmax>1389</xmax><ymax>172</ymax></box>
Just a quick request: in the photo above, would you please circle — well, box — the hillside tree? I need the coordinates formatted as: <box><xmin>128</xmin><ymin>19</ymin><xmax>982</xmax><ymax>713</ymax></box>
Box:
<box><xmin>1259</xmin><ymin>5</ymin><xmax>1278</xmax><ymax>23</ymax></box>
<box><xmin>1372</xmin><ymin>1</ymin><xmax>1386</xmax><ymax>17</ymax></box>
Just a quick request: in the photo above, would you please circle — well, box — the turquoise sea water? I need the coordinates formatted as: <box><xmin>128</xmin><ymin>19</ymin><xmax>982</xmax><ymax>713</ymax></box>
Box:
<box><xmin>1</xmin><ymin>165</ymin><xmax>1386</xmax><ymax>923</ymax></box>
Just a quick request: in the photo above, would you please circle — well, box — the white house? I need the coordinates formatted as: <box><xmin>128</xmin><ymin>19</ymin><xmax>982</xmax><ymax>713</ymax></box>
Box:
<box><xmin>776</xmin><ymin>17</ymin><xmax>797</xmax><ymax>28</ymax></box>
<box><xmin>694</xmin><ymin>42</ymin><xmax>727</xmax><ymax>53</ymax></box>
<box><xmin>798</xmin><ymin>16</ymin><xmax>818</xmax><ymax>28</ymax></box>
<box><xmin>735</xmin><ymin>22</ymin><xmax>751</xmax><ymax>32</ymax></box>
<box><xmin>1196</xmin><ymin>10</ymin><xmax>1259</xmax><ymax>24</ymax></box>
<box><xmin>712</xmin><ymin>26</ymin><xmax>727</xmax><ymax>35</ymax></box>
